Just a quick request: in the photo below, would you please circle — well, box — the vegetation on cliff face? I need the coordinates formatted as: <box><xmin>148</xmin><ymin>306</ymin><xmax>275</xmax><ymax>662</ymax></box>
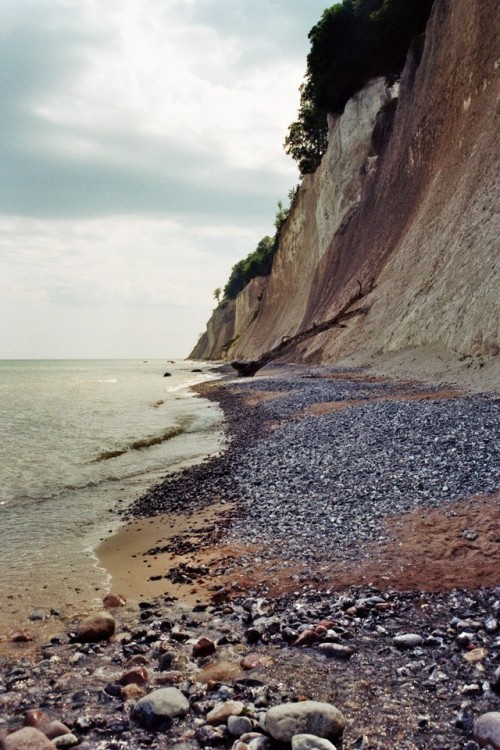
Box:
<box><xmin>285</xmin><ymin>0</ymin><xmax>434</xmax><ymax>174</ymax></box>
<box><xmin>220</xmin><ymin>199</ymin><xmax>291</xmax><ymax>302</ymax></box>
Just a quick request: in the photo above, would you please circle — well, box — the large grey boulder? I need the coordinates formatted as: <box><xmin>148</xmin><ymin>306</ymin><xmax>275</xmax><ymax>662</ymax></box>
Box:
<box><xmin>131</xmin><ymin>687</ymin><xmax>190</xmax><ymax>729</ymax></box>
<box><xmin>473</xmin><ymin>712</ymin><xmax>500</xmax><ymax>749</ymax></box>
<box><xmin>264</xmin><ymin>701</ymin><xmax>346</xmax><ymax>743</ymax></box>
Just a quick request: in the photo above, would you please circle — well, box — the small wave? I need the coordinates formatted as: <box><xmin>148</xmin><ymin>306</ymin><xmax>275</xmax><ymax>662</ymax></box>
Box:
<box><xmin>92</xmin><ymin>425</ymin><xmax>184</xmax><ymax>463</ymax></box>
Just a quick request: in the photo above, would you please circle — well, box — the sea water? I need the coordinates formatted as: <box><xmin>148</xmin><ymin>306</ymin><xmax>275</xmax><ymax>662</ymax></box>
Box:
<box><xmin>0</xmin><ymin>359</ymin><xmax>224</xmax><ymax>632</ymax></box>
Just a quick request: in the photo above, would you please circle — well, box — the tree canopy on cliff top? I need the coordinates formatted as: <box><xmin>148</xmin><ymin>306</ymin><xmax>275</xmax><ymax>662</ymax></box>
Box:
<box><xmin>285</xmin><ymin>0</ymin><xmax>434</xmax><ymax>174</ymax></box>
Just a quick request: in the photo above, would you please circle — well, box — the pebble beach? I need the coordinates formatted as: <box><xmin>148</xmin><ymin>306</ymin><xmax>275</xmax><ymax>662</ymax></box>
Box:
<box><xmin>1</xmin><ymin>364</ymin><xmax>499</xmax><ymax>750</ymax></box>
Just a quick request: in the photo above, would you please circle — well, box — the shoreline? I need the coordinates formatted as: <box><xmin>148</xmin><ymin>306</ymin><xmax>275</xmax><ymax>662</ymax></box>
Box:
<box><xmin>0</xmin><ymin>365</ymin><xmax>227</xmax><ymax>654</ymax></box>
<box><xmin>1</xmin><ymin>360</ymin><xmax>499</xmax><ymax>749</ymax></box>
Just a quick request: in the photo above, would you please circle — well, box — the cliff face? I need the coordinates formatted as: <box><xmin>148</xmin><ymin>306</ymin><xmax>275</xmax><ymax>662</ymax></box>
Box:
<box><xmin>190</xmin><ymin>301</ymin><xmax>235</xmax><ymax>360</ymax></box>
<box><xmin>191</xmin><ymin>0</ymin><xmax>499</xmax><ymax>365</ymax></box>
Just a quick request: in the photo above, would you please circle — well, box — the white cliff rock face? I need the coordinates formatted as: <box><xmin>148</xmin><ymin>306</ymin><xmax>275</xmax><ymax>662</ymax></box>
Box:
<box><xmin>231</xmin><ymin>78</ymin><xmax>393</xmax><ymax>360</ymax></box>
<box><xmin>316</xmin><ymin>79</ymin><xmax>397</xmax><ymax>254</ymax></box>
<box><xmin>193</xmin><ymin>0</ymin><xmax>499</xmax><ymax>371</ymax></box>
<box><xmin>234</xmin><ymin>276</ymin><xmax>268</xmax><ymax>339</ymax></box>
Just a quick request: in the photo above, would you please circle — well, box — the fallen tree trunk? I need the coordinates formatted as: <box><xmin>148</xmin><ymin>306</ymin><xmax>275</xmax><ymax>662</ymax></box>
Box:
<box><xmin>231</xmin><ymin>280</ymin><xmax>374</xmax><ymax>377</ymax></box>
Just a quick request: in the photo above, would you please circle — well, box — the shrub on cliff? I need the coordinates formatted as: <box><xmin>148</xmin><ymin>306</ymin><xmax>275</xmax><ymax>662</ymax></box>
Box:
<box><xmin>285</xmin><ymin>0</ymin><xmax>434</xmax><ymax>174</ymax></box>
<box><xmin>223</xmin><ymin>236</ymin><xmax>275</xmax><ymax>300</ymax></box>
<box><xmin>221</xmin><ymin>199</ymin><xmax>291</xmax><ymax>301</ymax></box>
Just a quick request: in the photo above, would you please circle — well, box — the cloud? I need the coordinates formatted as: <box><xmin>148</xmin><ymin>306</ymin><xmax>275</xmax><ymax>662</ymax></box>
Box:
<box><xmin>0</xmin><ymin>0</ymin><xmax>330</xmax><ymax>357</ymax></box>
<box><xmin>1</xmin><ymin>0</ymin><xmax>326</xmax><ymax>219</ymax></box>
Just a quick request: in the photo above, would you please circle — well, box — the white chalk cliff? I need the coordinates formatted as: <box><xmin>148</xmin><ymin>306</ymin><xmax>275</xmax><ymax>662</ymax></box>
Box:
<box><xmin>191</xmin><ymin>0</ymin><xmax>499</xmax><ymax>371</ymax></box>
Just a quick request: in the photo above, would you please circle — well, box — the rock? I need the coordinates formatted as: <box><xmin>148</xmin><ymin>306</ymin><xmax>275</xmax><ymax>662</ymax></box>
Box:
<box><xmin>464</xmin><ymin>647</ymin><xmax>488</xmax><ymax>663</ymax></box>
<box><xmin>51</xmin><ymin>735</ymin><xmax>79</xmax><ymax>749</ymax></box>
<box><xmin>10</xmin><ymin>630</ymin><xmax>34</xmax><ymax>643</ymax></box>
<box><xmin>292</xmin><ymin>734</ymin><xmax>338</xmax><ymax>750</ymax></box>
<box><xmin>44</xmin><ymin>723</ymin><xmax>73</xmax><ymax>741</ymax></box>
<box><xmin>264</xmin><ymin>701</ymin><xmax>346</xmax><ymax>743</ymax></box>
<box><xmin>318</xmin><ymin>643</ymin><xmax>356</xmax><ymax>659</ymax></box>
<box><xmin>294</xmin><ymin>630</ymin><xmax>319</xmax><ymax>647</ymax></box>
<box><xmin>159</xmin><ymin>651</ymin><xmax>175</xmax><ymax>671</ymax></box>
<box><xmin>155</xmin><ymin>671</ymin><xmax>183</xmax><ymax>685</ymax></box>
<box><xmin>131</xmin><ymin>687</ymin><xmax>190</xmax><ymax>729</ymax></box>
<box><xmin>163</xmin><ymin>372</ymin><xmax>172</xmax><ymax>377</ymax></box>
<box><xmin>393</xmin><ymin>633</ymin><xmax>424</xmax><ymax>649</ymax></box>
<box><xmin>206</xmin><ymin>700</ymin><xmax>245</xmax><ymax>725</ymax></box>
<box><xmin>1</xmin><ymin>727</ymin><xmax>56</xmax><ymax>750</ymax></box>
<box><xmin>127</xmin><ymin>654</ymin><xmax>149</xmax><ymax>667</ymax></box>
<box><xmin>234</xmin><ymin>736</ymin><xmax>272</xmax><ymax>750</ymax></box>
<box><xmin>76</xmin><ymin>611</ymin><xmax>115</xmax><ymax>642</ymax></box>
<box><xmin>119</xmin><ymin>666</ymin><xmax>148</xmax><ymax>686</ymax></box>
<box><xmin>240</xmin><ymin>654</ymin><xmax>274</xmax><ymax>671</ymax></box>
<box><xmin>228</xmin><ymin>716</ymin><xmax>253</xmax><ymax>737</ymax></box>
<box><xmin>247</xmin><ymin>736</ymin><xmax>274</xmax><ymax>750</ymax></box>
<box><xmin>490</xmin><ymin>666</ymin><xmax>500</xmax><ymax>693</ymax></box>
<box><xmin>193</xmin><ymin>637</ymin><xmax>216</xmax><ymax>658</ymax></box>
<box><xmin>121</xmin><ymin>684</ymin><xmax>146</xmax><ymax>702</ymax></box>
<box><xmin>102</xmin><ymin>593</ymin><xmax>126</xmax><ymax>608</ymax></box>
<box><xmin>195</xmin><ymin>725</ymin><xmax>227</xmax><ymax>744</ymax></box>
<box><xmin>24</xmin><ymin>711</ymin><xmax>50</xmax><ymax>730</ymax></box>
<box><xmin>473</xmin><ymin>712</ymin><xmax>500</xmax><ymax>749</ymax></box>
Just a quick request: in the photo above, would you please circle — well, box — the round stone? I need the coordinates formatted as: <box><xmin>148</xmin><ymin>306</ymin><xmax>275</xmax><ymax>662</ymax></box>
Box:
<box><xmin>76</xmin><ymin>611</ymin><xmax>116</xmax><ymax>642</ymax></box>
<box><xmin>131</xmin><ymin>687</ymin><xmax>190</xmax><ymax>729</ymax></box>
<box><xmin>393</xmin><ymin>633</ymin><xmax>424</xmax><ymax>649</ymax></box>
<box><xmin>473</xmin><ymin>712</ymin><xmax>500</xmax><ymax>749</ymax></box>
<box><xmin>2</xmin><ymin>727</ymin><xmax>56</xmax><ymax>750</ymax></box>
<box><xmin>264</xmin><ymin>701</ymin><xmax>346</xmax><ymax>742</ymax></box>
<box><xmin>227</xmin><ymin>715</ymin><xmax>254</xmax><ymax>737</ymax></box>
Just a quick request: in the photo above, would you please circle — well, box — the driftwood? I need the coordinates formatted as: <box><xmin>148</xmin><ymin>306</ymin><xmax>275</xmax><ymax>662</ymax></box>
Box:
<box><xmin>231</xmin><ymin>280</ymin><xmax>374</xmax><ymax>377</ymax></box>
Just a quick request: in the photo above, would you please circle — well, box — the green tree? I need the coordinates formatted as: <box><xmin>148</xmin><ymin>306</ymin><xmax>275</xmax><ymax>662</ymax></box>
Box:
<box><xmin>213</xmin><ymin>287</ymin><xmax>222</xmax><ymax>304</ymax></box>
<box><xmin>285</xmin><ymin>0</ymin><xmax>434</xmax><ymax>175</ymax></box>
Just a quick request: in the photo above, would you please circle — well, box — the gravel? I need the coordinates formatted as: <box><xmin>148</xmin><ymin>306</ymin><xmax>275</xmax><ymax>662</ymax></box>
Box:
<box><xmin>132</xmin><ymin>367</ymin><xmax>499</xmax><ymax>567</ymax></box>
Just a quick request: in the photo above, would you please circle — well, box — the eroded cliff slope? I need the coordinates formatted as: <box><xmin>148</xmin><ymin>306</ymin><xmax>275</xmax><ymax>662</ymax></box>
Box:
<box><xmin>191</xmin><ymin>0</ymin><xmax>499</xmax><ymax>370</ymax></box>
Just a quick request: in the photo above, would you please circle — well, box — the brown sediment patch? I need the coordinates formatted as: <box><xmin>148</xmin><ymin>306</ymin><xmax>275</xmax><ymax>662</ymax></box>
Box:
<box><xmin>213</xmin><ymin>492</ymin><xmax>500</xmax><ymax>597</ymax></box>
<box><xmin>298</xmin><ymin>387</ymin><xmax>463</xmax><ymax>418</ymax></box>
<box><xmin>230</xmin><ymin>388</ymin><xmax>296</xmax><ymax>407</ymax></box>
<box><xmin>309</xmin><ymin>371</ymin><xmax>396</xmax><ymax>384</ymax></box>
<box><xmin>96</xmin><ymin>503</ymin><xmax>257</xmax><ymax>606</ymax></box>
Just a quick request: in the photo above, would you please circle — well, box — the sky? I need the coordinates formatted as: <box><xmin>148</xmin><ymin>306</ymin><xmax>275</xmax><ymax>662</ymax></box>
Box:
<box><xmin>0</xmin><ymin>0</ymin><xmax>331</xmax><ymax>359</ymax></box>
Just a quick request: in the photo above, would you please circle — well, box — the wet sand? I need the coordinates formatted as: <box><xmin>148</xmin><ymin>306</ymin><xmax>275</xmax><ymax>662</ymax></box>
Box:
<box><xmin>97</xmin><ymin>502</ymin><xmax>236</xmax><ymax>606</ymax></box>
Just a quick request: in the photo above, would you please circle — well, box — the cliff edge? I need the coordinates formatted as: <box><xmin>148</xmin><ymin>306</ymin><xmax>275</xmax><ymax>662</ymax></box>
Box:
<box><xmin>191</xmin><ymin>0</ymin><xmax>499</xmax><ymax>385</ymax></box>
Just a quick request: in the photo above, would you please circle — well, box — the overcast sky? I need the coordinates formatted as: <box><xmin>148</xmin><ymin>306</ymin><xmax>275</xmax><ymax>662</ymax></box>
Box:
<box><xmin>0</xmin><ymin>0</ymin><xmax>331</xmax><ymax>359</ymax></box>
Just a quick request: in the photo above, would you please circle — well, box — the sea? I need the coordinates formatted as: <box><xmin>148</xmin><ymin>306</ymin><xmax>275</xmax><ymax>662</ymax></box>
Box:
<box><xmin>0</xmin><ymin>359</ymin><xmax>224</xmax><ymax>635</ymax></box>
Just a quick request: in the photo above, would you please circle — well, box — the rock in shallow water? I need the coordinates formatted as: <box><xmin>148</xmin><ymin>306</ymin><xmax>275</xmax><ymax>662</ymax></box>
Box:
<box><xmin>131</xmin><ymin>687</ymin><xmax>190</xmax><ymax>729</ymax></box>
<box><xmin>264</xmin><ymin>701</ymin><xmax>346</xmax><ymax>743</ymax></box>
